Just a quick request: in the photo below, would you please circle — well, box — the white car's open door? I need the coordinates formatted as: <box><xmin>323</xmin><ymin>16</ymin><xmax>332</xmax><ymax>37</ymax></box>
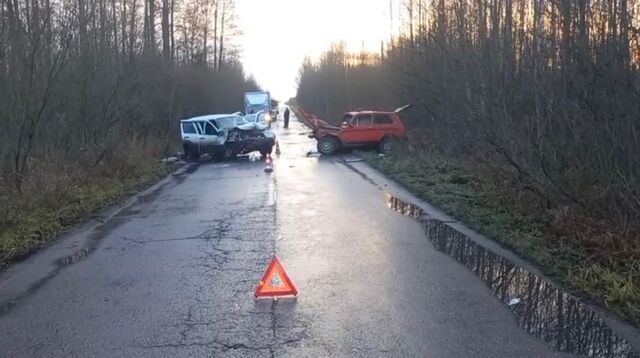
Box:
<box><xmin>196</xmin><ymin>121</ymin><xmax>225</xmax><ymax>153</ymax></box>
<box><xmin>181</xmin><ymin>121</ymin><xmax>201</xmax><ymax>152</ymax></box>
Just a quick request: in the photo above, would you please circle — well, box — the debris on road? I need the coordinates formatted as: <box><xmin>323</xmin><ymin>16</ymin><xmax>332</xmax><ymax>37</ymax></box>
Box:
<box><xmin>161</xmin><ymin>156</ymin><xmax>188</xmax><ymax>165</ymax></box>
<box><xmin>248</xmin><ymin>151</ymin><xmax>262</xmax><ymax>162</ymax></box>
<box><xmin>200</xmin><ymin>153</ymin><xmax>212</xmax><ymax>161</ymax></box>
<box><xmin>162</xmin><ymin>156</ymin><xmax>179</xmax><ymax>163</ymax></box>
<box><xmin>508</xmin><ymin>298</ymin><xmax>521</xmax><ymax>306</ymax></box>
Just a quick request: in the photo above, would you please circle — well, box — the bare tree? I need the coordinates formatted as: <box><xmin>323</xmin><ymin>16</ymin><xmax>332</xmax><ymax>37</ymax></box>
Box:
<box><xmin>0</xmin><ymin>0</ymin><xmax>260</xmax><ymax>255</ymax></box>
<box><xmin>162</xmin><ymin>0</ymin><xmax>170</xmax><ymax>60</ymax></box>
<box><xmin>217</xmin><ymin>0</ymin><xmax>224</xmax><ymax>70</ymax></box>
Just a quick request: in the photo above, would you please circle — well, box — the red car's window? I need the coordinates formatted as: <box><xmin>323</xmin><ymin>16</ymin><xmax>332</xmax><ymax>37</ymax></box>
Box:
<box><xmin>374</xmin><ymin>114</ymin><xmax>393</xmax><ymax>124</ymax></box>
<box><xmin>356</xmin><ymin>114</ymin><xmax>373</xmax><ymax>126</ymax></box>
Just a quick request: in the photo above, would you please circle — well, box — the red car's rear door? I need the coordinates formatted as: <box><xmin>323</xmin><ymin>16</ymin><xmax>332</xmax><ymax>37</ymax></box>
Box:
<box><xmin>373</xmin><ymin>113</ymin><xmax>396</xmax><ymax>138</ymax></box>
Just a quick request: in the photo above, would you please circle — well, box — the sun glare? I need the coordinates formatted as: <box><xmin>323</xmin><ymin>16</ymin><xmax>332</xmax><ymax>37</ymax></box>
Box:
<box><xmin>236</xmin><ymin>0</ymin><xmax>400</xmax><ymax>100</ymax></box>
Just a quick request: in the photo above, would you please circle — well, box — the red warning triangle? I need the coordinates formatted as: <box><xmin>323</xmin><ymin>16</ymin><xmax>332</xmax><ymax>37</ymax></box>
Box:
<box><xmin>255</xmin><ymin>256</ymin><xmax>297</xmax><ymax>298</ymax></box>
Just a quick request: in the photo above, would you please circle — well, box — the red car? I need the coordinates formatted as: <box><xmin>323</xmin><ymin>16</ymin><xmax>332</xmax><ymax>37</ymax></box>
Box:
<box><xmin>305</xmin><ymin>105</ymin><xmax>411</xmax><ymax>155</ymax></box>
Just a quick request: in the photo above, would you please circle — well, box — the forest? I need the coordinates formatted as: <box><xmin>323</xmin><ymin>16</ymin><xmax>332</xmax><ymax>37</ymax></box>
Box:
<box><xmin>0</xmin><ymin>0</ymin><xmax>258</xmax><ymax>263</ymax></box>
<box><xmin>296</xmin><ymin>0</ymin><xmax>640</xmax><ymax>323</ymax></box>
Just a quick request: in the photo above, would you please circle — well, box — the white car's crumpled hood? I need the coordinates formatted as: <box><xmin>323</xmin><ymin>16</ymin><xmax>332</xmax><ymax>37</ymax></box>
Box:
<box><xmin>237</xmin><ymin>122</ymin><xmax>268</xmax><ymax>131</ymax></box>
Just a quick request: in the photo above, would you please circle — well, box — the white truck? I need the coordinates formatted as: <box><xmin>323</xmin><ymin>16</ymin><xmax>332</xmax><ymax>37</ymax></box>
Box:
<box><xmin>244</xmin><ymin>91</ymin><xmax>271</xmax><ymax>116</ymax></box>
<box><xmin>244</xmin><ymin>91</ymin><xmax>280</xmax><ymax>124</ymax></box>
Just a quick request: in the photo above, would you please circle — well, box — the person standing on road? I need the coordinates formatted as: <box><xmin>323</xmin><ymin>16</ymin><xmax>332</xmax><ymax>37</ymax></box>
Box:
<box><xmin>284</xmin><ymin>107</ymin><xmax>290</xmax><ymax>128</ymax></box>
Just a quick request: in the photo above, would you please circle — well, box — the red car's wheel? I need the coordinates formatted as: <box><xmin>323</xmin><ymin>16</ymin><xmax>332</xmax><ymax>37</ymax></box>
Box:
<box><xmin>317</xmin><ymin>137</ymin><xmax>338</xmax><ymax>155</ymax></box>
<box><xmin>379</xmin><ymin>137</ymin><xmax>392</xmax><ymax>154</ymax></box>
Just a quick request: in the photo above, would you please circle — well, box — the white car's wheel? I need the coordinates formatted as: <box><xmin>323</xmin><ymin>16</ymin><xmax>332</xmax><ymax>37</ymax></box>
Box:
<box><xmin>222</xmin><ymin>146</ymin><xmax>235</xmax><ymax>161</ymax></box>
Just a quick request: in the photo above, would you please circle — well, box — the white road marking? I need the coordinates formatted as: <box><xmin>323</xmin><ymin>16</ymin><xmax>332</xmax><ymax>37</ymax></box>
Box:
<box><xmin>268</xmin><ymin>178</ymin><xmax>276</xmax><ymax>206</ymax></box>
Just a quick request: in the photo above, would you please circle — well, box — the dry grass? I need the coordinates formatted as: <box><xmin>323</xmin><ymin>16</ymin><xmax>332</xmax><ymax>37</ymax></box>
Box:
<box><xmin>0</xmin><ymin>139</ymin><xmax>176</xmax><ymax>268</ymax></box>
<box><xmin>363</xmin><ymin>149</ymin><xmax>640</xmax><ymax>325</ymax></box>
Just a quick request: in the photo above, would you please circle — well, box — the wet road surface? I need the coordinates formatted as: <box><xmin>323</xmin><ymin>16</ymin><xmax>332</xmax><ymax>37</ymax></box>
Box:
<box><xmin>0</xmin><ymin>113</ymin><xmax>638</xmax><ymax>357</ymax></box>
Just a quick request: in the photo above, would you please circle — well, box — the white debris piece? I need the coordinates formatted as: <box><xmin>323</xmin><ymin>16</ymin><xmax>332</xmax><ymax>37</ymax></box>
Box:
<box><xmin>248</xmin><ymin>151</ymin><xmax>262</xmax><ymax>162</ymax></box>
<box><xmin>161</xmin><ymin>156</ymin><xmax>179</xmax><ymax>163</ymax></box>
<box><xmin>508</xmin><ymin>298</ymin><xmax>521</xmax><ymax>306</ymax></box>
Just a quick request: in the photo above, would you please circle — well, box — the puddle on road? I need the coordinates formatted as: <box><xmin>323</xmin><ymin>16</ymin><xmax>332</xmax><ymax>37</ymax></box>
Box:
<box><xmin>54</xmin><ymin>216</ymin><xmax>128</xmax><ymax>270</ymax></box>
<box><xmin>171</xmin><ymin>163</ymin><xmax>199</xmax><ymax>184</ymax></box>
<box><xmin>343</xmin><ymin>157</ymin><xmax>364</xmax><ymax>163</ymax></box>
<box><xmin>385</xmin><ymin>194</ymin><xmax>639</xmax><ymax>357</ymax></box>
<box><xmin>56</xmin><ymin>248</ymin><xmax>91</xmax><ymax>266</ymax></box>
<box><xmin>385</xmin><ymin>193</ymin><xmax>423</xmax><ymax>219</ymax></box>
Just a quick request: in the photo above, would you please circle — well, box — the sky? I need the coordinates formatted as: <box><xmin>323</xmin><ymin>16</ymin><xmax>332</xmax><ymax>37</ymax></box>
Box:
<box><xmin>235</xmin><ymin>0</ymin><xmax>399</xmax><ymax>102</ymax></box>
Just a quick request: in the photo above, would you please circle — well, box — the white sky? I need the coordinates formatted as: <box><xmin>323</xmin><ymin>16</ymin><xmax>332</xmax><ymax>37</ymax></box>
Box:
<box><xmin>235</xmin><ymin>0</ymin><xmax>399</xmax><ymax>101</ymax></box>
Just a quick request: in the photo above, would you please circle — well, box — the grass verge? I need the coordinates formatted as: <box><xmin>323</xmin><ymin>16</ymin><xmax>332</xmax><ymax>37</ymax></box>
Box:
<box><xmin>362</xmin><ymin>150</ymin><xmax>640</xmax><ymax>326</ymax></box>
<box><xmin>0</xmin><ymin>161</ymin><xmax>177</xmax><ymax>269</ymax></box>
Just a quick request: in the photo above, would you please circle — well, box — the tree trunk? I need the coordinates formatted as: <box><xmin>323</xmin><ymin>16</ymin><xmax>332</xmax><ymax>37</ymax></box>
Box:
<box><xmin>203</xmin><ymin>1</ymin><xmax>208</xmax><ymax>66</ymax></box>
<box><xmin>129</xmin><ymin>0</ymin><xmax>136</xmax><ymax>63</ymax></box>
<box><xmin>111</xmin><ymin>0</ymin><xmax>119</xmax><ymax>63</ymax></box>
<box><xmin>477</xmin><ymin>0</ymin><xmax>486</xmax><ymax>44</ymax></box>
<box><xmin>218</xmin><ymin>0</ymin><xmax>225</xmax><ymax>71</ymax></box>
<box><xmin>213</xmin><ymin>0</ymin><xmax>218</xmax><ymax>71</ymax></box>
<box><xmin>170</xmin><ymin>0</ymin><xmax>175</xmax><ymax>61</ymax></box>
<box><xmin>560</xmin><ymin>0</ymin><xmax>572</xmax><ymax>92</ymax></box>
<box><xmin>121</xmin><ymin>0</ymin><xmax>127</xmax><ymax>60</ymax></box>
<box><xmin>531</xmin><ymin>0</ymin><xmax>540</xmax><ymax>76</ymax></box>
<box><xmin>44</xmin><ymin>0</ymin><xmax>52</xmax><ymax>66</ymax></box>
<box><xmin>99</xmin><ymin>0</ymin><xmax>106</xmax><ymax>54</ymax></box>
<box><xmin>162</xmin><ymin>0</ymin><xmax>170</xmax><ymax>60</ymax></box>
<box><xmin>620</xmin><ymin>0</ymin><xmax>629</xmax><ymax>70</ymax></box>
<box><xmin>149</xmin><ymin>0</ymin><xmax>156</xmax><ymax>51</ymax></box>
<box><xmin>79</xmin><ymin>0</ymin><xmax>88</xmax><ymax>62</ymax></box>
<box><xmin>408</xmin><ymin>0</ymin><xmax>414</xmax><ymax>45</ymax></box>
<box><xmin>503</xmin><ymin>0</ymin><xmax>513</xmax><ymax>84</ymax></box>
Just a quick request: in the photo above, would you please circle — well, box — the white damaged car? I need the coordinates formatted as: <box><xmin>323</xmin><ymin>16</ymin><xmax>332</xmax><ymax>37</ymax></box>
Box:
<box><xmin>180</xmin><ymin>113</ymin><xmax>275</xmax><ymax>161</ymax></box>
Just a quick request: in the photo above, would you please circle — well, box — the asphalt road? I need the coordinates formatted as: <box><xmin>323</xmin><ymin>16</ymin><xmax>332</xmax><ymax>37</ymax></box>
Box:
<box><xmin>0</xmin><ymin>113</ymin><xmax>635</xmax><ymax>357</ymax></box>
